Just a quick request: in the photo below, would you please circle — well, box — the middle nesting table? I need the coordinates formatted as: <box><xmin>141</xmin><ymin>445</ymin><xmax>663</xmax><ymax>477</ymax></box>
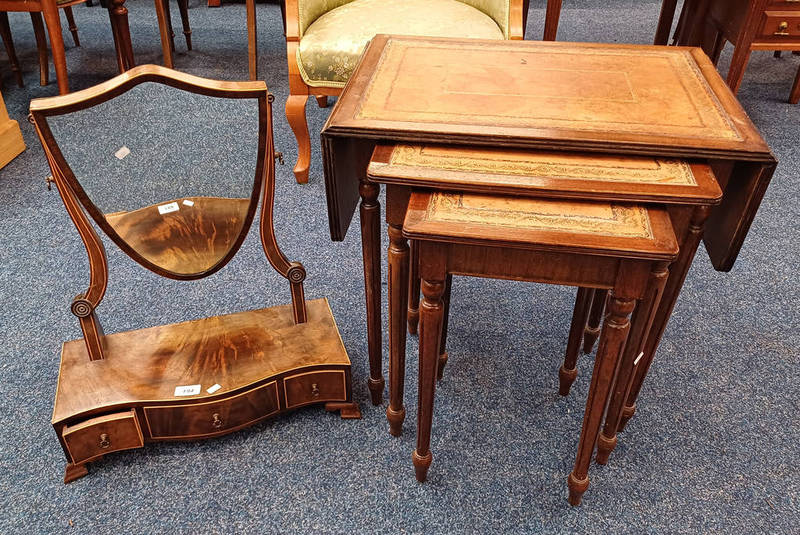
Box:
<box><xmin>366</xmin><ymin>145</ymin><xmax>722</xmax><ymax>454</ymax></box>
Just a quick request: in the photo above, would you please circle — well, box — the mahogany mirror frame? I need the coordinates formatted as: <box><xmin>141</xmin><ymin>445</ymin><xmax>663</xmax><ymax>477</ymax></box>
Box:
<box><xmin>29</xmin><ymin>64</ymin><xmax>269</xmax><ymax>281</ymax></box>
<box><xmin>30</xmin><ymin>65</ymin><xmax>308</xmax><ymax>363</ymax></box>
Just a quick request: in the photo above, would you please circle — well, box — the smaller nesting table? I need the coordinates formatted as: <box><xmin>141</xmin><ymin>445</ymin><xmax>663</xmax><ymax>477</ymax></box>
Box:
<box><xmin>403</xmin><ymin>190</ymin><xmax>678</xmax><ymax>505</ymax></box>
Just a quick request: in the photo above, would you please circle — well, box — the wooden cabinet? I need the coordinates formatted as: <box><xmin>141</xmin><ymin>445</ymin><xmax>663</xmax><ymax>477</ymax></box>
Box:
<box><xmin>51</xmin><ymin>299</ymin><xmax>359</xmax><ymax>482</ymax></box>
<box><xmin>673</xmin><ymin>0</ymin><xmax>800</xmax><ymax>102</ymax></box>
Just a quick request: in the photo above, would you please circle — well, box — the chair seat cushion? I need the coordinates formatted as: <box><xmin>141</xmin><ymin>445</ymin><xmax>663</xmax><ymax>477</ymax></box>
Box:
<box><xmin>297</xmin><ymin>0</ymin><xmax>505</xmax><ymax>87</ymax></box>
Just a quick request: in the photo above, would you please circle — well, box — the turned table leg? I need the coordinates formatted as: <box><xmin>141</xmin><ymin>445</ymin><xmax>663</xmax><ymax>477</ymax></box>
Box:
<box><xmin>413</xmin><ymin>276</ymin><xmax>446</xmax><ymax>483</ymax></box>
<box><xmin>108</xmin><ymin>0</ymin><xmax>135</xmax><ymax>72</ymax></box>
<box><xmin>387</xmin><ymin>223</ymin><xmax>409</xmax><ymax>435</ymax></box>
<box><xmin>596</xmin><ymin>262</ymin><xmax>670</xmax><ymax>465</ymax></box>
<box><xmin>408</xmin><ymin>240</ymin><xmax>421</xmax><ymax>335</ymax></box>
<box><xmin>360</xmin><ymin>178</ymin><xmax>384</xmax><ymax>405</ymax></box>
<box><xmin>30</xmin><ymin>13</ymin><xmax>49</xmax><ymax>87</ymax></box>
<box><xmin>618</xmin><ymin>206</ymin><xmax>710</xmax><ymax>432</ymax></box>
<box><xmin>568</xmin><ymin>293</ymin><xmax>634</xmax><ymax>506</ymax></box>
<box><xmin>559</xmin><ymin>287</ymin><xmax>594</xmax><ymax>396</ymax></box>
<box><xmin>41</xmin><ymin>0</ymin><xmax>69</xmax><ymax>93</ymax></box>
<box><xmin>246</xmin><ymin>0</ymin><xmax>257</xmax><ymax>80</ymax></box>
<box><xmin>177</xmin><ymin>0</ymin><xmax>191</xmax><ymax>50</ymax></box>
<box><xmin>437</xmin><ymin>273</ymin><xmax>452</xmax><ymax>381</ymax></box>
<box><xmin>154</xmin><ymin>0</ymin><xmax>174</xmax><ymax>69</ymax></box>
<box><xmin>63</xmin><ymin>7</ymin><xmax>79</xmax><ymax>47</ymax></box>
<box><xmin>543</xmin><ymin>0</ymin><xmax>562</xmax><ymax>41</ymax></box>
<box><xmin>583</xmin><ymin>288</ymin><xmax>608</xmax><ymax>354</ymax></box>
<box><xmin>162</xmin><ymin>0</ymin><xmax>175</xmax><ymax>52</ymax></box>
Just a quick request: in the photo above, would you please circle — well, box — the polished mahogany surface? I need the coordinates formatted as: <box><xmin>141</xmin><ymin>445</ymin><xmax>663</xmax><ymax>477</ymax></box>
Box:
<box><xmin>53</xmin><ymin>299</ymin><xmax>350</xmax><ymax>422</ymax></box>
<box><xmin>105</xmin><ymin>196</ymin><xmax>249</xmax><ymax>274</ymax></box>
<box><xmin>328</xmin><ymin>36</ymin><xmax>768</xmax><ymax>153</ymax></box>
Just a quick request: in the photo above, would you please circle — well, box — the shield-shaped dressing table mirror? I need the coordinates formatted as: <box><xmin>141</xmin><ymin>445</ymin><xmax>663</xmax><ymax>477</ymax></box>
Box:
<box><xmin>30</xmin><ymin>66</ymin><xmax>360</xmax><ymax>484</ymax></box>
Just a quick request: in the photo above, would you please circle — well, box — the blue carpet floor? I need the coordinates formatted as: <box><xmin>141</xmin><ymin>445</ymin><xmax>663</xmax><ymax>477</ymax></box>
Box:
<box><xmin>0</xmin><ymin>1</ymin><xmax>798</xmax><ymax>533</ymax></box>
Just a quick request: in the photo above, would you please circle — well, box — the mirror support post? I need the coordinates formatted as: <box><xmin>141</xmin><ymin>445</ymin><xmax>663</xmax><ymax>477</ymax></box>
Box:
<box><xmin>259</xmin><ymin>95</ymin><xmax>308</xmax><ymax>325</ymax></box>
<box><xmin>30</xmin><ymin>113</ymin><xmax>109</xmax><ymax>361</ymax></box>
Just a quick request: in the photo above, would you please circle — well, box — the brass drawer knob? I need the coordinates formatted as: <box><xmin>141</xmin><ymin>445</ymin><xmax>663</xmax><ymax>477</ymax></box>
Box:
<box><xmin>99</xmin><ymin>433</ymin><xmax>110</xmax><ymax>449</ymax></box>
<box><xmin>211</xmin><ymin>413</ymin><xmax>223</xmax><ymax>429</ymax></box>
<box><xmin>311</xmin><ymin>383</ymin><xmax>320</xmax><ymax>398</ymax></box>
<box><xmin>775</xmin><ymin>21</ymin><xmax>790</xmax><ymax>35</ymax></box>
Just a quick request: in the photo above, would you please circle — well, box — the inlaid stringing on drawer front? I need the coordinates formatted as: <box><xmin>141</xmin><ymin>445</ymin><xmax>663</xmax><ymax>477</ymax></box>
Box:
<box><xmin>283</xmin><ymin>370</ymin><xmax>347</xmax><ymax>409</ymax></box>
<box><xmin>62</xmin><ymin>409</ymin><xmax>144</xmax><ymax>464</ymax></box>
<box><xmin>143</xmin><ymin>380</ymin><xmax>280</xmax><ymax>439</ymax></box>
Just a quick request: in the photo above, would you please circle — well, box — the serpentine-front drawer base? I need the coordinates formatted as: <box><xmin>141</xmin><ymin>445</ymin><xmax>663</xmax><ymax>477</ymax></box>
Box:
<box><xmin>52</xmin><ymin>299</ymin><xmax>360</xmax><ymax>483</ymax></box>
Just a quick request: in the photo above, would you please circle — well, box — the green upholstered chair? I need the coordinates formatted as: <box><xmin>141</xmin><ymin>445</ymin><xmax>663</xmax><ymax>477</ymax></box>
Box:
<box><xmin>284</xmin><ymin>0</ymin><xmax>526</xmax><ymax>183</ymax></box>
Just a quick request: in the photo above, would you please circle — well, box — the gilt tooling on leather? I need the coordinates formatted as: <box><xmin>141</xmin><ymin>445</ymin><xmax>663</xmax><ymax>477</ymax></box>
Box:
<box><xmin>423</xmin><ymin>192</ymin><xmax>655</xmax><ymax>239</ymax></box>
<box><xmin>355</xmin><ymin>39</ymin><xmax>743</xmax><ymax>142</ymax></box>
<box><xmin>387</xmin><ymin>146</ymin><xmax>698</xmax><ymax>186</ymax></box>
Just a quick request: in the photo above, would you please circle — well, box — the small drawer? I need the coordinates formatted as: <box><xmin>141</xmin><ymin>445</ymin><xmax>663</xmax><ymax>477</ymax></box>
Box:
<box><xmin>760</xmin><ymin>11</ymin><xmax>800</xmax><ymax>37</ymax></box>
<box><xmin>62</xmin><ymin>410</ymin><xmax>144</xmax><ymax>464</ymax></box>
<box><xmin>144</xmin><ymin>381</ymin><xmax>280</xmax><ymax>439</ymax></box>
<box><xmin>284</xmin><ymin>370</ymin><xmax>347</xmax><ymax>409</ymax></box>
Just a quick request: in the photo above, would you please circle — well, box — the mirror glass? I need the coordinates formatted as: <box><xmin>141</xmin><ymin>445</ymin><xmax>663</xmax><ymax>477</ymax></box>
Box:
<box><xmin>47</xmin><ymin>82</ymin><xmax>260</xmax><ymax>276</ymax></box>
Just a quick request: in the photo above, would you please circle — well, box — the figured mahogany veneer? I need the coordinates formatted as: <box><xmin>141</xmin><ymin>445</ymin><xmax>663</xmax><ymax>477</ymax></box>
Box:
<box><xmin>105</xmin><ymin>196</ymin><xmax>248</xmax><ymax>275</ymax></box>
<box><xmin>53</xmin><ymin>299</ymin><xmax>357</xmax><ymax>474</ymax></box>
<box><xmin>62</xmin><ymin>410</ymin><xmax>143</xmax><ymax>465</ymax></box>
<box><xmin>144</xmin><ymin>381</ymin><xmax>281</xmax><ymax>439</ymax></box>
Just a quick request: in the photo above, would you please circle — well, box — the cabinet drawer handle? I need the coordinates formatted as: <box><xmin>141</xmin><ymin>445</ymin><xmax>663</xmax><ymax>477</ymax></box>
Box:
<box><xmin>311</xmin><ymin>383</ymin><xmax>320</xmax><ymax>398</ymax></box>
<box><xmin>99</xmin><ymin>433</ymin><xmax>110</xmax><ymax>449</ymax></box>
<box><xmin>211</xmin><ymin>413</ymin><xmax>223</xmax><ymax>429</ymax></box>
<box><xmin>775</xmin><ymin>21</ymin><xmax>790</xmax><ymax>35</ymax></box>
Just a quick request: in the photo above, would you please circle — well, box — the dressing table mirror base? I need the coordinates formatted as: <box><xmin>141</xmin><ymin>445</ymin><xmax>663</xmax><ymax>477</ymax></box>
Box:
<box><xmin>53</xmin><ymin>298</ymin><xmax>359</xmax><ymax>483</ymax></box>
